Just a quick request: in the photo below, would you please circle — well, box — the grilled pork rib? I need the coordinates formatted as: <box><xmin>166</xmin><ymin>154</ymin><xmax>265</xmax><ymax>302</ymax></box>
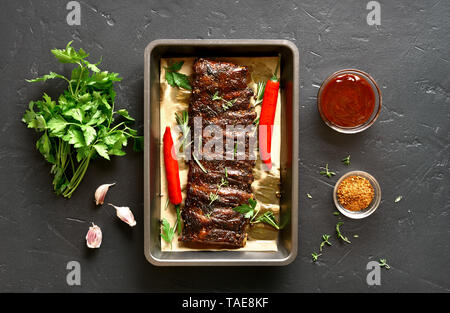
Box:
<box><xmin>180</xmin><ymin>58</ymin><xmax>255</xmax><ymax>248</ymax></box>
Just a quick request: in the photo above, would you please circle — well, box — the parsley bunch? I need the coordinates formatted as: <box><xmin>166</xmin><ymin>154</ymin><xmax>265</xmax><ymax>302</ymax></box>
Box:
<box><xmin>22</xmin><ymin>41</ymin><xmax>142</xmax><ymax>198</ymax></box>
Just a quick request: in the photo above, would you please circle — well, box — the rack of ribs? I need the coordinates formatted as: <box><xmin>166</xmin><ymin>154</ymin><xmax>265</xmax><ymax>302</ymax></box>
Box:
<box><xmin>180</xmin><ymin>58</ymin><xmax>256</xmax><ymax>248</ymax></box>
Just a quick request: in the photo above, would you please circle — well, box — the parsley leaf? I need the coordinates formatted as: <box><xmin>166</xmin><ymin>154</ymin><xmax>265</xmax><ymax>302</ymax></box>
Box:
<box><xmin>160</xmin><ymin>218</ymin><xmax>177</xmax><ymax>249</ymax></box>
<box><xmin>233</xmin><ymin>198</ymin><xmax>257</xmax><ymax>219</ymax></box>
<box><xmin>165</xmin><ymin>61</ymin><xmax>191</xmax><ymax>90</ymax></box>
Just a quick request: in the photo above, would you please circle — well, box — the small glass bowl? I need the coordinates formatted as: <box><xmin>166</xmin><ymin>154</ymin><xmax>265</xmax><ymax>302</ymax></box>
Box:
<box><xmin>317</xmin><ymin>69</ymin><xmax>382</xmax><ymax>134</ymax></box>
<box><xmin>333</xmin><ymin>170</ymin><xmax>381</xmax><ymax>219</ymax></box>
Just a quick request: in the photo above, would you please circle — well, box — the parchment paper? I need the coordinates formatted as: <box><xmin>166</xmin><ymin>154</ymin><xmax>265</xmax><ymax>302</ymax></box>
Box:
<box><xmin>159</xmin><ymin>57</ymin><xmax>281</xmax><ymax>251</ymax></box>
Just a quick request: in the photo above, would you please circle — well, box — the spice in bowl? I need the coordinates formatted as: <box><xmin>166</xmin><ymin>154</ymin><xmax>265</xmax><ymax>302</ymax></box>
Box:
<box><xmin>337</xmin><ymin>175</ymin><xmax>374</xmax><ymax>211</ymax></box>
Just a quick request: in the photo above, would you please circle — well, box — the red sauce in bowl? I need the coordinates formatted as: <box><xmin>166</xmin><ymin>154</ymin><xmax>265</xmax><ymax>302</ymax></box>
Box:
<box><xmin>319</xmin><ymin>73</ymin><xmax>376</xmax><ymax>128</ymax></box>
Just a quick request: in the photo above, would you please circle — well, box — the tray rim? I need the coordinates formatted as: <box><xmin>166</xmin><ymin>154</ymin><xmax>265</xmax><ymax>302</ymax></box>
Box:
<box><xmin>144</xmin><ymin>39</ymin><xmax>299</xmax><ymax>266</ymax></box>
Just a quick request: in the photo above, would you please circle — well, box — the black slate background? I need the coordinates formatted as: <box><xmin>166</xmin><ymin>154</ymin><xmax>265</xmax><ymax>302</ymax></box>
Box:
<box><xmin>0</xmin><ymin>0</ymin><xmax>449</xmax><ymax>292</ymax></box>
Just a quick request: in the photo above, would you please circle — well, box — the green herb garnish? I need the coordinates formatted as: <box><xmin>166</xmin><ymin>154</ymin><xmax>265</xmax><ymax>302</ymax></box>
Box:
<box><xmin>312</xmin><ymin>252</ymin><xmax>322</xmax><ymax>262</ymax></box>
<box><xmin>336</xmin><ymin>222</ymin><xmax>351</xmax><ymax>244</ymax></box>
<box><xmin>379</xmin><ymin>258</ymin><xmax>391</xmax><ymax>269</ymax></box>
<box><xmin>253</xmin><ymin>211</ymin><xmax>280</xmax><ymax>230</ymax></box>
<box><xmin>209</xmin><ymin>176</ymin><xmax>229</xmax><ymax>205</ymax></box>
<box><xmin>333</xmin><ymin>211</ymin><xmax>340</xmax><ymax>216</ymax></box>
<box><xmin>22</xmin><ymin>41</ymin><xmax>142</xmax><ymax>198</ymax></box>
<box><xmin>342</xmin><ymin>155</ymin><xmax>351</xmax><ymax>165</ymax></box>
<box><xmin>233</xmin><ymin>198</ymin><xmax>257</xmax><ymax>219</ymax></box>
<box><xmin>254</xmin><ymin>81</ymin><xmax>266</xmax><ymax>106</ymax></box>
<box><xmin>320</xmin><ymin>163</ymin><xmax>336</xmax><ymax>178</ymax></box>
<box><xmin>319</xmin><ymin>234</ymin><xmax>332</xmax><ymax>251</ymax></box>
<box><xmin>160</xmin><ymin>218</ymin><xmax>177</xmax><ymax>249</ymax></box>
<box><xmin>165</xmin><ymin>61</ymin><xmax>191</xmax><ymax>90</ymax></box>
<box><xmin>233</xmin><ymin>198</ymin><xmax>280</xmax><ymax>230</ymax></box>
<box><xmin>176</xmin><ymin>205</ymin><xmax>182</xmax><ymax>235</ymax></box>
<box><xmin>175</xmin><ymin>110</ymin><xmax>191</xmax><ymax>151</ymax></box>
<box><xmin>209</xmin><ymin>193</ymin><xmax>219</xmax><ymax>205</ymax></box>
<box><xmin>212</xmin><ymin>91</ymin><xmax>237</xmax><ymax>111</ymax></box>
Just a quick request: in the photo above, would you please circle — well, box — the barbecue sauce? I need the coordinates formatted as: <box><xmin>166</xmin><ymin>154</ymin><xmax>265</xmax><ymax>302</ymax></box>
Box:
<box><xmin>319</xmin><ymin>73</ymin><xmax>375</xmax><ymax>127</ymax></box>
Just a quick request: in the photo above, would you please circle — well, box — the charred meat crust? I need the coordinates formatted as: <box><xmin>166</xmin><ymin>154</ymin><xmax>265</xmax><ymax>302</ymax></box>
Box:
<box><xmin>180</xmin><ymin>58</ymin><xmax>256</xmax><ymax>248</ymax></box>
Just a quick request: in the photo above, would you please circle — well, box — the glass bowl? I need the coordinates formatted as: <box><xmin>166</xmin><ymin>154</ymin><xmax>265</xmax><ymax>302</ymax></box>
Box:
<box><xmin>333</xmin><ymin>170</ymin><xmax>381</xmax><ymax>219</ymax></box>
<box><xmin>317</xmin><ymin>69</ymin><xmax>382</xmax><ymax>134</ymax></box>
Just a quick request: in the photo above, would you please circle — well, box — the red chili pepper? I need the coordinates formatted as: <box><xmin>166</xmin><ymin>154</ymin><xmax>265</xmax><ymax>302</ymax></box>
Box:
<box><xmin>163</xmin><ymin>126</ymin><xmax>182</xmax><ymax>205</ymax></box>
<box><xmin>259</xmin><ymin>55</ymin><xmax>281</xmax><ymax>170</ymax></box>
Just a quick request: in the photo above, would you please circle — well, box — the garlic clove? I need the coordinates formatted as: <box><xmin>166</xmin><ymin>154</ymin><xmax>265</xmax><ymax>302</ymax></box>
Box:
<box><xmin>86</xmin><ymin>223</ymin><xmax>102</xmax><ymax>248</ymax></box>
<box><xmin>108</xmin><ymin>203</ymin><xmax>137</xmax><ymax>227</ymax></box>
<box><xmin>94</xmin><ymin>183</ymin><xmax>115</xmax><ymax>205</ymax></box>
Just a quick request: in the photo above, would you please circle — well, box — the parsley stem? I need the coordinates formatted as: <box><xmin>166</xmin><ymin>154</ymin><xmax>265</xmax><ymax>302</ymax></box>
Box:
<box><xmin>74</xmin><ymin>66</ymin><xmax>84</xmax><ymax>96</ymax></box>
<box><xmin>62</xmin><ymin>149</ymin><xmax>93</xmax><ymax>198</ymax></box>
<box><xmin>107</xmin><ymin>121</ymin><xmax>126</xmax><ymax>134</ymax></box>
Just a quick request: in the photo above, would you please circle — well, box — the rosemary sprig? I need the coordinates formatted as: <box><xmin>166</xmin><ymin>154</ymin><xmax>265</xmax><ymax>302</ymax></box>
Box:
<box><xmin>176</xmin><ymin>205</ymin><xmax>182</xmax><ymax>234</ymax></box>
<box><xmin>193</xmin><ymin>137</ymin><xmax>207</xmax><ymax>173</ymax></box>
<box><xmin>254</xmin><ymin>81</ymin><xmax>266</xmax><ymax>106</ymax></box>
<box><xmin>193</xmin><ymin>154</ymin><xmax>207</xmax><ymax>173</ymax></box>
<box><xmin>253</xmin><ymin>211</ymin><xmax>280</xmax><ymax>230</ymax></box>
<box><xmin>175</xmin><ymin>110</ymin><xmax>190</xmax><ymax>151</ymax></box>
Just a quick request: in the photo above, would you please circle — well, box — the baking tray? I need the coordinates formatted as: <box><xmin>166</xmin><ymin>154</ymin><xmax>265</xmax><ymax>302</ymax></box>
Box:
<box><xmin>144</xmin><ymin>39</ymin><xmax>299</xmax><ymax>266</ymax></box>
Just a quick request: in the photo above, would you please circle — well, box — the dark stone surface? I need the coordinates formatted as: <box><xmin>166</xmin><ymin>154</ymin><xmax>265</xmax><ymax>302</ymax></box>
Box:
<box><xmin>0</xmin><ymin>0</ymin><xmax>449</xmax><ymax>292</ymax></box>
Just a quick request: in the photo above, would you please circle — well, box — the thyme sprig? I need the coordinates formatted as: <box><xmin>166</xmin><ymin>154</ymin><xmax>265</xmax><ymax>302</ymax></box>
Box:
<box><xmin>209</xmin><ymin>175</ymin><xmax>229</xmax><ymax>205</ymax></box>
<box><xmin>320</xmin><ymin>163</ymin><xmax>336</xmax><ymax>178</ymax></box>
<box><xmin>212</xmin><ymin>91</ymin><xmax>237</xmax><ymax>111</ymax></box>
<box><xmin>379</xmin><ymin>258</ymin><xmax>391</xmax><ymax>269</ymax></box>
<box><xmin>319</xmin><ymin>234</ymin><xmax>332</xmax><ymax>251</ymax></box>
<box><xmin>312</xmin><ymin>252</ymin><xmax>322</xmax><ymax>262</ymax></box>
<box><xmin>342</xmin><ymin>155</ymin><xmax>351</xmax><ymax>165</ymax></box>
<box><xmin>336</xmin><ymin>222</ymin><xmax>351</xmax><ymax>244</ymax></box>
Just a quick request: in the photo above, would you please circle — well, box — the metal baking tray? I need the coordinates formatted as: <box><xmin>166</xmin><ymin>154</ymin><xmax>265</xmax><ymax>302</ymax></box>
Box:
<box><xmin>144</xmin><ymin>39</ymin><xmax>299</xmax><ymax>266</ymax></box>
